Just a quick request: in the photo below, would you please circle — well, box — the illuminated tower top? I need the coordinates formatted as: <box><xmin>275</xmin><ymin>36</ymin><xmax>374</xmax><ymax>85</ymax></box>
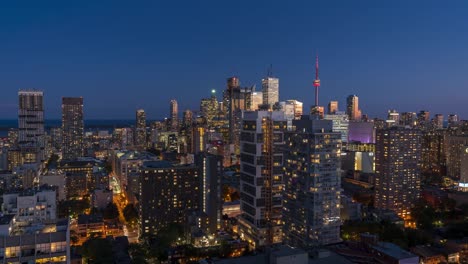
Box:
<box><xmin>313</xmin><ymin>55</ymin><xmax>320</xmax><ymax>106</ymax></box>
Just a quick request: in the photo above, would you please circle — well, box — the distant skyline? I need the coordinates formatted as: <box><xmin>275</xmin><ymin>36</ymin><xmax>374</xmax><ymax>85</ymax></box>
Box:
<box><xmin>1</xmin><ymin>1</ymin><xmax>468</xmax><ymax>119</ymax></box>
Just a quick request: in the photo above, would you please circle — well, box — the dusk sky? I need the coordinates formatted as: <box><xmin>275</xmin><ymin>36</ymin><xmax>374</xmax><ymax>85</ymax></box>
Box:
<box><xmin>1</xmin><ymin>0</ymin><xmax>467</xmax><ymax>119</ymax></box>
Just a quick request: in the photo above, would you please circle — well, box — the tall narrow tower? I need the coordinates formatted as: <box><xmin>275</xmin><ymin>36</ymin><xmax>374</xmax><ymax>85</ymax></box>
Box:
<box><xmin>313</xmin><ymin>55</ymin><xmax>320</xmax><ymax>106</ymax></box>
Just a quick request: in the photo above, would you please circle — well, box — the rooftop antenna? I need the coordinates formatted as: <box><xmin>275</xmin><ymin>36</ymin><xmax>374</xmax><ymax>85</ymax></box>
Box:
<box><xmin>267</xmin><ymin>64</ymin><xmax>273</xmax><ymax>77</ymax></box>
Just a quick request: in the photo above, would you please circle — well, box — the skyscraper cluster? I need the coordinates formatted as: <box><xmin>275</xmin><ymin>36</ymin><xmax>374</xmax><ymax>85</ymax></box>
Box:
<box><xmin>2</xmin><ymin>56</ymin><xmax>466</xmax><ymax>264</ymax></box>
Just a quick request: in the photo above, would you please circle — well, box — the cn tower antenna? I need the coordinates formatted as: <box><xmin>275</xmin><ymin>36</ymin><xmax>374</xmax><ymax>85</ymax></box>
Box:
<box><xmin>313</xmin><ymin>55</ymin><xmax>321</xmax><ymax>106</ymax></box>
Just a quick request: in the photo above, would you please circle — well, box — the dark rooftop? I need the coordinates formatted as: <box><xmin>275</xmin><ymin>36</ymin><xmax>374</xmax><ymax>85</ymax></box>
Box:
<box><xmin>78</xmin><ymin>214</ymin><xmax>104</xmax><ymax>225</ymax></box>
<box><xmin>0</xmin><ymin>214</ymin><xmax>15</xmax><ymax>225</ymax></box>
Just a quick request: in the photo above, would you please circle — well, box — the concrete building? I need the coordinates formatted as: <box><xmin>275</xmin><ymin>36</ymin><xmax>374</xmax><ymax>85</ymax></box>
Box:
<box><xmin>139</xmin><ymin>161</ymin><xmax>200</xmax><ymax>236</ymax></box>
<box><xmin>40</xmin><ymin>170</ymin><xmax>66</xmax><ymax>201</ymax></box>
<box><xmin>195</xmin><ymin>153</ymin><xmax>223</xmax><ymax>235</ymax></box>
<box><xmin>113</xmin><ymin>150</ymin><xmax>158</xmax><ymax>196</ymax></box>
<box><xmin>238</xmin><ymin>111</ymin><xmax>287</xmax><ymax>248</ymax></box>
<box><xmin>0</xmin><ymin>216</ymin><xmax>70</xmax><ymax>264</ymax></box>
<box><xmin>18</xmin><ymin>90</ymin><xmax>45</xmax><ymax>163</ymax></box>
<box><xmin>374</xmin><ymin>127</ymin><xmax>422</xmax><ymax>219</ymax></box>
<box><xmin>61</xmin><ymin>97</ymin><xmax>84</xmax><ymax>160</ymax></box>
<box><xmin>12</xmin><ymin>163</ymin><xmax>40</xmax><ymax>189</ymax></box>
<box><xmin>3</xmin><ymin>186</ymin><xmax>57</xmax><ymax>224</ymax></box>
<box><xmin>135</xmin><ymin>109</ymin><xmax>147</xmax><ymax>149</ymax></box>
<box><xmin>283</xmin><ymin>116</ymin><xmax>342</xmax><ymax>248</ymax></box>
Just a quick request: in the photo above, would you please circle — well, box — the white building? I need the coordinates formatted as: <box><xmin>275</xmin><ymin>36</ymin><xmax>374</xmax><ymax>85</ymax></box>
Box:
<box><xmin>0</xmin><ymin>215</ymin><xmax>70</xmax><ymax>263</ymax></box>
<box><xmin>40</xmin><ymin>170</ymin><xmax>66</xmax><ymax>201</ymax></box>
<box><xmin>2</xmin><ymin>187</ymin><xmax>57</xmax><ymax>224</ymax></box>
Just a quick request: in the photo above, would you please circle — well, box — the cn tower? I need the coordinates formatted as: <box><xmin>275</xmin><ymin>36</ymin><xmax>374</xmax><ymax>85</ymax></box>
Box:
<box><xmin>313</xmin><ymin>55</ymin><xmax>320</xmax><ymax>106</ymax></box>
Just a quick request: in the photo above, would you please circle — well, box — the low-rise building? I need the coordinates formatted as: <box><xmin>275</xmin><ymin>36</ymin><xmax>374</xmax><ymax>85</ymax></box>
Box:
<box><xmin>2</xmin><ymin>186</ymin><xmax>57</xmax><ymax>224</ymax></box>
<box><xmin>0</xmin><ymin>216</ymin><xmax>70</xmax><ymax>263</ymax></box>
<box><xmin>91</xmin><ymin>188</ymin><xmax>113</xmax><ymax>210</ymax></box>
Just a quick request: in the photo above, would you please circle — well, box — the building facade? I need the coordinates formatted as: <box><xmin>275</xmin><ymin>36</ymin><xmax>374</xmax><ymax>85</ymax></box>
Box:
<box><xmin>135</xmin><ymin>109</ymin><xmax>147</xmax><ymax>149</ymax></box>
<box><xmin>238</xmin><ymin>111</ymin><xmax>287</xmax><ymax>248</ymax></box>
<box><xmin>62</xmin><ymin>97</ymin><xmax>84</xmax><ymax>160</ymax></box>
<box><xmin>346</xmin><ymin>95</ymin><xmax>361</xmax><ymax>121</ymax></box>
<box><xmin>18</xmin><ymin>90</ymin><xmax>45</xmax><ymax>163</ymax></box>
<box><xmin>283</xmin><ymin>116</ymin><xmax>342</xmax><ymax>248</ymax></box>
<box><xmin>139</xmin><ymin>161</ymin><xmax>200</xmax><ymax>236</ymax></box>
<box><xmin>170</xmin><ymin>100</ymin><xmax>179</xmax><ymax>131</ymax></box>
<box><xmin>261</xmin><ymin>77</ymin><xmax>279</xmax><ymax>108</ymax></box>
<box><xmin>374</xmin><ymin>127</ymin><xmax>422</xmax><ymax>219</ymax></box>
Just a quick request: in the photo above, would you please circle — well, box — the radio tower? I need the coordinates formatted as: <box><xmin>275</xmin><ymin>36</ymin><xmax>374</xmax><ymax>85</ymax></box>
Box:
<box><xmin>313</xmin><ymin>55</ymin><xmax>320</xmax><ymax>106</ymax></box>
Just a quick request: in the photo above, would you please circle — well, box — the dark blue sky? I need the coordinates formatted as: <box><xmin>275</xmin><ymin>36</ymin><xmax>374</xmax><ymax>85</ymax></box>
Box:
<box><xmin>1</xmin><ymin>0</ymin><xmax>467</xmax><ymax>119</ymax></box>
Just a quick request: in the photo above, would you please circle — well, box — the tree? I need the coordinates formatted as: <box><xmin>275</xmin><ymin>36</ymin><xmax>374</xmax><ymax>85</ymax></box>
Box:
<box><xmin>82</xmin><ymin>237</ymin><xmax>114</xmax><ymax>263</ymax></box>
<box><xmin>90</xmin><ymin>207</ymin><xmax>100</xmax><ymax>215</ymax></box>
<box><xmin>123</xmin><ymin>204</ymin><xmax>138</xmax><ymax>224</ymax></box>
<box><xmin>128</xmin><ymin>243</ymin><xmax>149</xmax><ymax>264</ymax></box>
<box><xmin>103</xmin><ymin>202</ymin><xmax>119</xmax><ymax>219</ymax></box>
<box><xmin>57</xmin><ymin>199</ymin><xmax>90</xmax><ymax>218</ymax></box>
<box><xmin>411</xmin><ymin>200</ymin><xmax>436</xmax><ymax>230</ymax></box>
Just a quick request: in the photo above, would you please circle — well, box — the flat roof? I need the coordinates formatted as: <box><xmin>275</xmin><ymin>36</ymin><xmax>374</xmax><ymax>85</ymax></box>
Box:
<box><xmin>372</xmin><ymin>242</ymin><xmax>418</xmax><ymax>260</ymax></box>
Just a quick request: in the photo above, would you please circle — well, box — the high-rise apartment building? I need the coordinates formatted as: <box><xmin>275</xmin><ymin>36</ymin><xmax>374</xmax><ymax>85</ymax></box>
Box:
<box><xmin>262</xmin><ymin>77</ymin><xmax>279</xmax><ymax>108</ymax></box>
<box><xmin>346</xmin><ymin>95</ymin><xmax>362</xmax><ymax>121</ymax></box>
<box><xmin>374</xmin><ymin>127</ymin><xmax>422</xmax><ymax>219</ymax></box>
<box><xmin>283</xmin><ymin>116</ymin><xmax>342</xmax><ymax>248</ymax></box>
<box><xmin>139</xmin><ymin>161</ymin><xmax>200</xmax><ymax>236</ymax></box>
<box><xmin>61</xmin><ymin>97</ymin><xmax>84</xmax><ymax>160</ymax></box>
<box><xmin>18</xmin><ymin>90</ymin><xmax>45</xmax><ymax>163</ymax></box>
<box><xmin>238</xmin><ymin>111</ymin><xmax>287</xmax><ymax>248</ymax></box>
<box><xmin>135</xmin><ymin>109</ymin><xmax>147</xmax><ymax>148</ymax></box>
<box><xmin>328</xmin><ymin>101</ymin><xmax>339</xmax><ymax>114</ymax></box>
<box><xmin>223</xmin><ymin>77</ymin><xmax>253</xmax><ymax>151</ymax></box>
<box><xmin>195</xmin><ymin>153</ymin><xmax>223</xmax><ymax>234</ymax></box>
<box><xmin>170</xmin><ymin>99</ymin><xmax>179</xmax><ymax>131</ymax></box>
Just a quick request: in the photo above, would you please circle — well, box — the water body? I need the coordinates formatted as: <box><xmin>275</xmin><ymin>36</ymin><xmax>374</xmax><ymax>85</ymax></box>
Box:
<box><xmin>0</xmin><ymin>119</ymin><xmax>158</xmax><ymax>137</ymax></box>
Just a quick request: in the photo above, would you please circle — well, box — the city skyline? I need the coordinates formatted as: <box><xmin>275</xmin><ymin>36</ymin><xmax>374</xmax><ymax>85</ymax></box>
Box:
<box><xmin>1</xmin><ymin>1</ymin><xmax>468</xmax><ymax>119</ymax></box>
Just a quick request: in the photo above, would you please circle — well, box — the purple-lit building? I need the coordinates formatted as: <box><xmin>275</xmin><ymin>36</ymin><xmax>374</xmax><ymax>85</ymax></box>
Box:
<box><xmin>348</xmin><ymin>121</ymin><xmax>375</xmax><ymax>144</ymax></box>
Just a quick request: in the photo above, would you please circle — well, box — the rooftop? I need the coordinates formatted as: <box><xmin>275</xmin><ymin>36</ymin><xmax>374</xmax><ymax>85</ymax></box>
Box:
<box><xmin>78</xmin><ymin>214</ymin><xmax>104</xmax><ymax>225</ymax></box>
<box><xmin>5</xmin><ymin>185</ymin><xmax>56</xmax><ymax>196</ymax></box>
<box><xmin>142</xmin><ymin>160</ymin><xmax>197</xmax><ymax>169</ymax></box>
<box><xmin>372</xmin><ymin>242</ymin><xmax>418</xmax><ymax>260</ymax></box>
<box><xmin>0</xmin><ymin>214</ymin><xmax>15</xmax><ymax>225</ymax></box>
